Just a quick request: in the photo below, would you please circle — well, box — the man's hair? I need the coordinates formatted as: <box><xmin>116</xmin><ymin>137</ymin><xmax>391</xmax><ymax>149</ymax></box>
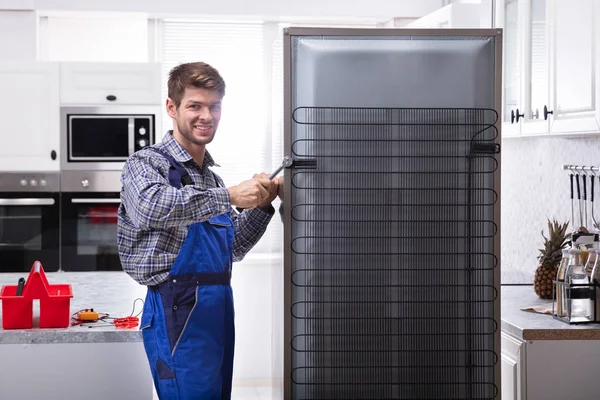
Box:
<box><xmin>168</xmin><ymin>62</ymin><xmax>226</xmax><ymax>108</ymax></box>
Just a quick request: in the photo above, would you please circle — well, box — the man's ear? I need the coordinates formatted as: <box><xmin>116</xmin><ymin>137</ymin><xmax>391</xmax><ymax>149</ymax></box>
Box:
<box><xmin>166</xmin><ymin>98</ymin><xmax>177</xmax><ymax>119</ymax></box>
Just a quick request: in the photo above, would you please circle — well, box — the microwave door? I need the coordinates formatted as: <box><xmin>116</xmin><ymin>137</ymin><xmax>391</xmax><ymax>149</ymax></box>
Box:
<box><xmin>68</xmin><ymin>116</ymin><xmax>133</xmax><ymax>161</ymax></box>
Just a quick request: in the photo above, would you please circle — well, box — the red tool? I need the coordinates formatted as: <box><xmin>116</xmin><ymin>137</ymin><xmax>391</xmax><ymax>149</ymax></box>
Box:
<box><xmin>113</xmin><ymin>316</ymin><xmax>139</xmax><ymax>329</ymax></box>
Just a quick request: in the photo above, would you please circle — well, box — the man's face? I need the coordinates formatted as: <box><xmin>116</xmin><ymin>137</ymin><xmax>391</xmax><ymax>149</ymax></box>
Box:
<box><xmin>167</xmin><ymin>86</ymin><xmax>222</xmax><ymax>147</ymax></box>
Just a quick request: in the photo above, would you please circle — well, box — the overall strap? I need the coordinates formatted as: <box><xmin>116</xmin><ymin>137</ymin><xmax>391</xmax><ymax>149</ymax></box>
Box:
<box><xmin>146</xmin><ymin>147</ymin><xmax>194</xmax><ymax>188</ymax></box>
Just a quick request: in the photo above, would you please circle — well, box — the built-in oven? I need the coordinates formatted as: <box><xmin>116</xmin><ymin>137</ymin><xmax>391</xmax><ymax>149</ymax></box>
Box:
<box><xmin>60</xmin><ymin>170</ymin><xmax>123</xmax><ymax>271</ymax></box>
<box><xmin>0</xmin><ymin>173</ymin><xmax>60</xmax><ymax>273</ymax></box>
<box><xmin>60</xmin><ymin>105</ymin><xmax>161</xmax><ymax>171</ymax></box>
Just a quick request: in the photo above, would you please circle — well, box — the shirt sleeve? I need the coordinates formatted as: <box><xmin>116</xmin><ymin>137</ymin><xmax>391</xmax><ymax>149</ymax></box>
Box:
<box><xmin>230</xmin><ymin>206</ymin><xmax>275</xmax><ymax>262</ymax></box>
<box><xmin>210</xmin><ymin>174</ymin><xmax>275</xmax><ymax>262</ymax></box>
<box><xmin>120</xmin><ymin>151</ymin><xmax>231</xmax><ymax>230</ymax></box>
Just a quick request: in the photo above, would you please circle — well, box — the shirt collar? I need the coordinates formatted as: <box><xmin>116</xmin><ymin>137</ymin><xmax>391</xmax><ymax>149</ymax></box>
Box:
<box><xmin>162</xmin><ymin>131</ymin><xmax>220</xmax><ymax>168</ymax></box>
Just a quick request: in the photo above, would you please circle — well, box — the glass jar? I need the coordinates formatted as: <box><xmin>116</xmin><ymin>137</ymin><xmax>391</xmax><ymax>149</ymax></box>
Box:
<box><xmin>566</xmin><ymin>249</ymin><xmax>593</xmax><ymax>322</ymax></box>
<box><xmin>555</xmin><ymin>248</ymin><xmax>571</xmax><ymax>317</ymax></box>
<box><xmin>584</xmin><ymin>247</ymin><xmax>598</xmax><ymax>277</ymax></box>
<box><xmin>589</xmin><ymin>250</ymin><xmax>600</xmax><ymax>321</ymax></box>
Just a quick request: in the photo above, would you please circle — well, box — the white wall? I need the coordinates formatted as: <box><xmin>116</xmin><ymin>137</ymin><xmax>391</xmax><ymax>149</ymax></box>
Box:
<box><xmin>27</xmin><ymin>0</ymin><xmax>443</xmax><ymax>20</ymax></box>
<box><xmin>0</xmin><ymin>11</ymin><xmax>37</xmax><ymax>60</ymax></box>
<box><xmin>501</xmin><ymin>136</ymin><xmax>600</xmax><ymax>284</ymax></box>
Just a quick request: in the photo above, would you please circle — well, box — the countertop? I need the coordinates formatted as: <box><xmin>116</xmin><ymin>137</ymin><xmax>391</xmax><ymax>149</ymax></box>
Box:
<box><xmin>501</xmin><ymin>285</ymin><xmax>600</xmax><ymax>340</ymax></box>
<box><xmin>0</xmin><ymin>271</ymin><xmax>147</xmax><ymax>344</ymax></box>
<box><xmin>1</xmin><ymin>272</ymin><xmax>600</xmax><ymax>344</ymax></box>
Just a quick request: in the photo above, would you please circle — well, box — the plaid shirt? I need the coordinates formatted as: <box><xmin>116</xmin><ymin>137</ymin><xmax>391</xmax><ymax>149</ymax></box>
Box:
<box><xmin>117</xmin><ymin>131</ymin><xmax>274</xmax><ymax>286</ymax></box>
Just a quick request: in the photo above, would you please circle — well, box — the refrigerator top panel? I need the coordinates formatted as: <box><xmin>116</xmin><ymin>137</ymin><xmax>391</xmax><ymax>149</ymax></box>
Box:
<box><xmin>287</xmin><ymin>28</ymin><xmax>500</xmax><ymax>110</ymax></box>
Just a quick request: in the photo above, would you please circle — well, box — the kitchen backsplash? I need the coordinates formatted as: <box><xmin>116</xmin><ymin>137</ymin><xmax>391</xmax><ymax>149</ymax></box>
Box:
<box><xmin>501</xmin><ymin>135</ymin><xmax>600</xmax><ymax>284</ymax></box>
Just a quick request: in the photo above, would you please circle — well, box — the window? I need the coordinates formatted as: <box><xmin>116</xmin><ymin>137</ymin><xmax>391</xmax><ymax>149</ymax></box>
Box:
<box><xmin>160</xmin><ymin>20</ymin><xmax>275</xmax><ymax>255</ymax></box>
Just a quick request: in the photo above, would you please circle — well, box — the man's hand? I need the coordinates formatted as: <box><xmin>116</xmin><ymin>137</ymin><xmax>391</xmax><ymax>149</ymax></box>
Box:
<box><xmin>227</xmin><ymin>177</ymin><xmax>272</xmax><ymax>209</ymax></box>
<box><xmin>253</xmin><ymin>173</ymin><xmax>278</xmax><ymax>209</ymax></box>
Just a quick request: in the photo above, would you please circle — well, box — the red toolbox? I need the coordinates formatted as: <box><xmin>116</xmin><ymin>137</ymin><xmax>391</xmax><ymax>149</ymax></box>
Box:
<box><xmin>0</xmin><ymin>261</ymin><xmax>73</xmax><ymax>329</ymax></box>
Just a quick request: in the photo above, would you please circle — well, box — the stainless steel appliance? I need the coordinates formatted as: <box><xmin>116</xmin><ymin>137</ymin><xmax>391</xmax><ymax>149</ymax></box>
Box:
<box><xmin>0</xmin><ymin>173</ymin><xmax>60</xmax><ymax>272</ymax></box>
<box><xmin>60</xmin><ymin>170</ymin><xmax>122</xmax><ymax>271</ymax></box>
<box><xmin>60</xmin><ymin>105</ymin><xmax>161</xmax><ymax>171</ymax></box>
<box><xmin>281</xmin><ymin>28</ymin><xmax>502</xmax><ymax>399</ymax></box>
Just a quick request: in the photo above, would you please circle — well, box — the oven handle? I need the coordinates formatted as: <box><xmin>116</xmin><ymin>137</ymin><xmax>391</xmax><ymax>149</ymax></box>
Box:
<box><xmin>0</xmin><ymin>198</ymin><xmax>55</xmax><ymax>206</ymax></box>
<box><xmin>71</xmin><ymin>198</ymin><xmax>121</xmax><ymax>204</ymax></box>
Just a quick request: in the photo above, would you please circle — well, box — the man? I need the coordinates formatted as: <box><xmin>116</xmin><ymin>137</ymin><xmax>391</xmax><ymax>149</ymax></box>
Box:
<box><xmin>117</xmin><ymin>61</ymin><xmax>279</xmax><ymax>399</ymax></box>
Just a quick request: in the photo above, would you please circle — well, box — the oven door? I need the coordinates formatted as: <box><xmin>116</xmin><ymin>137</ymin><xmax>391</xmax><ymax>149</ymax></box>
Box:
<box><xmin>61</xmin><ymin>192</ymin><xmax>122</xmax><ymax>271</ymax></box>
<box><xmin>0</xmin><ymin>194</ymin><xmax>60</xmax><ymax>272</ymax></box>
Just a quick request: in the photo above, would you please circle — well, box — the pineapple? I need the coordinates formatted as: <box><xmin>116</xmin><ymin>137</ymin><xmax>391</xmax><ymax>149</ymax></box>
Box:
<box><xmin>534</xmin><ymin>219</ymin><xmax>569</xmax><ymax>299</ymax></box>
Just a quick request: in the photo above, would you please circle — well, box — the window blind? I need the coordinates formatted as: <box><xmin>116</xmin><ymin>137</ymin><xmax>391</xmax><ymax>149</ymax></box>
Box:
<box><xmin>160</xmin><ymin>21</ymin><xmax>269</xmax><ymax>192</ymax></box>
<box><xmin>161</xmin><ymin>20</ymin><xmax>274</xmax><ymax>254</ymax></box>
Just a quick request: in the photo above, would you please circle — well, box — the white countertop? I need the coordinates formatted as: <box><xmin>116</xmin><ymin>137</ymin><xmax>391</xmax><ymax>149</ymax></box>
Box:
<box><xmin>501</xmin><ymin>285</ymin><xmax>600</xmax><ymax>340</ymax></box>
<box><xmin>2</xmin><ymin>272</ymin><xmax>600</xmax><ymax>344</ymax></box>
<box><xmin>0</xmin><ymin>271</ymin><xmax>147</xmax><ymax>344</ymax></box>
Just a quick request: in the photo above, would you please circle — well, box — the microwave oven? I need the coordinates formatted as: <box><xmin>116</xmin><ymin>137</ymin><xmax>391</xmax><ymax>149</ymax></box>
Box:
<box><xmin>60</xmin><ymin>106</ymin><xmax>162</xmax><ymax>170</ymax></box>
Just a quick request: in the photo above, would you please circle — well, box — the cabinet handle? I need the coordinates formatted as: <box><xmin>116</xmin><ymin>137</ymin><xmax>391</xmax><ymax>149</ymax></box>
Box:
<box><xmin>511</xmin><ymin>109</ymin><xmax>515</xmax><ymax>123</ymax></box>
<box><xmin>515</xmin><ymin>108</ymin><xmax>524</xmax><ymax>123</ymax></box>
<box><xmin>106</xmin><ymin>95</ymin><xmax>117</xmax><ymax>101</ymax></box>
<box><xmin>50</xmin><ymin>150</ymin><xmax>56</xmax><ymax>160</ymax></box>
<box><xmin>544</xmin><ymin>105</ymin><xmax>554</xmax><ymax>120</ymax></box>
<box><xmin>532</xmin><ymin>108</ymin><xmax>539</xmax><ymax>119</ymax></box>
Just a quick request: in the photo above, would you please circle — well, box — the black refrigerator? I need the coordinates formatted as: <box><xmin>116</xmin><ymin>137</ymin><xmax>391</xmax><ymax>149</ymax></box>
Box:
<box><xmin>279</xmin><ymin>28</ymin><xmax>502</xmax><ymax>400</ymax></box>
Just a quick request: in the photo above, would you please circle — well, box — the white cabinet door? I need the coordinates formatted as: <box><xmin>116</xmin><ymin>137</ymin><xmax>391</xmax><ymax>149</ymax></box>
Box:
<box><xmin>0</xmin><ymin>62</ymin><xmax>60</xmax><ymax>171</ymax></box>
<box><xmin>497</xmin><ymin>0</ymin><xmax>523</xmax><ymax>138</ymax></box>
<box><xmin>59</xmin><ymin>63</ymin><xmax>162</xmax><ymax>105</ymax></box>
<box><xmin>521</xmin><ymin>0</ymin><xmax>551</xmax><ymax>135</ymax></box>
<box><xmin>549</xmin><ymin>0</ymin><xmax>599</xmax><ymax>134</ymax></box>
<box><xmin>501</xmin><ymin>332</ymin><xmax>526</xmax><ymax>400</ymax></box>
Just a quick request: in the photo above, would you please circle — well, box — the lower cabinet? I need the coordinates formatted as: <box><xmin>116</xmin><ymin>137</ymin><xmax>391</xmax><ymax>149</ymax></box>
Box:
<box><xmin>501</xmin><ymin>331</ymin><xmax>600</xmax><ymax>400</ymax></box>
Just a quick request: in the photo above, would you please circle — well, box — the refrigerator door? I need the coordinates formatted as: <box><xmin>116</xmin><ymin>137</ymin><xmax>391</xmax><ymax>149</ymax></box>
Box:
<box><xmin>283</xmin><ymin>28</ymin><xmax>502</xmax><ymax>400</ymax></box>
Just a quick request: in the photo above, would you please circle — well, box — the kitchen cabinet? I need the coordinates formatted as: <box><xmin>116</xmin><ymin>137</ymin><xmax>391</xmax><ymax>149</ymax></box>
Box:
<box><xmin>501</xmin><ymin>332</ymin><xmax>526</xmax><ymax>400</ymax></box>
<box><xmin>549</xmin><ymin>0</ymin><xmax>599</xmax><ymax>134</ymax></box>
<box><xmin>0</xmin><ymin>62</ymin><xmax>60</xmax><ymax>171</ymax></box>
<box><xmin>496</xmin><ymin>0</ymin><xmax>599</xmax><ymax>137</ymax></box>
<box><xmin>407</xmin><ymin>3</ymin><xmax>482</xmax><ymax>28</ymax></box>
<box><xmin>496</xmin><ymin>0</ymin><xmax>523</xmax><ymax>137</ymax></box>
<box><xmin>59</xmin><ymin>62</ymin><xmax>162</xmax><ymax>105</ymax></box>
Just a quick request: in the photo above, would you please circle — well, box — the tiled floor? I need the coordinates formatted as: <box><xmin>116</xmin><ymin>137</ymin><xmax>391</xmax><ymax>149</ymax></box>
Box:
<box><xmin>232</xmin><ymin>386</ymin><xmax>279</xmax><ymax>399</ymax></box>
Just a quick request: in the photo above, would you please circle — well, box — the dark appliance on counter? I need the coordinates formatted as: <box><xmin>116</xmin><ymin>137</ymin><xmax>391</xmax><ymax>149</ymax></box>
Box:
<box><xmin>60</xmin><ymin>170</ymin><xmax>122</xmax><ymax>271</ymax></box>
<box><xmin>0</xmin><ymin>173</ymin><xmax>60</xmax><ymax>272</ymax></box>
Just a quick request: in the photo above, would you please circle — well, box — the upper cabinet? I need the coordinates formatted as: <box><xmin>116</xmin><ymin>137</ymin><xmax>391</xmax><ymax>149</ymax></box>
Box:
<box><xmin>59</xmin><ymin>63</ymin><xmax>162</xmax><ymax>106</ymax></box>
<box><xmin>0</xmin><ymin>62</ymin><xmax>60</xmax><ymax>171</ymax></box>
<box><xmin>497</xmin><ymin>0</ymin><xmax>599</xmax><ymax>138</ymax></box>
<box><xmin>550</xmin><ymin>0</ymin><xmax>598</xmax><ymax>134</ymax></box>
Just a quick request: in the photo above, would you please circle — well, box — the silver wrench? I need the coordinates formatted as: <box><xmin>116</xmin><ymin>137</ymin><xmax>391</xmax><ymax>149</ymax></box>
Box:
<box><xmin>269</xmin><ymin>156</ymin><xmax>293</xmax><ymax>180</ymax></box>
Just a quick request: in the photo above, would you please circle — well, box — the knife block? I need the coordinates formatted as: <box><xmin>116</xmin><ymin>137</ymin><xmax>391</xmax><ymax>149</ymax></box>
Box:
<box><xmin>0</xmin><ymin>261</ymin><xmax>73</xmax><ymax>329</ymax></box>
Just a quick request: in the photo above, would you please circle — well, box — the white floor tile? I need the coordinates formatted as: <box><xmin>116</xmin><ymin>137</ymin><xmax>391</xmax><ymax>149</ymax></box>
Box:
<box><xmin>231</xmin><ymin>386</ymin><xmax>260</xmax><ymax>399</ymax></box>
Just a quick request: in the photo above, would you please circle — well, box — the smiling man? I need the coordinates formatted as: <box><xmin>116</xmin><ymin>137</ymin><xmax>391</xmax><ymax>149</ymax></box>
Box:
<box><xmin>117</xmin><ymin>62</ymin><xmax>279</xmax><ymax>399</ymax></box>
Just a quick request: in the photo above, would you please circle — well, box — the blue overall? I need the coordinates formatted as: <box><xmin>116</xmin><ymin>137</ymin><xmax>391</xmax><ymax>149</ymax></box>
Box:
<box><xmin>139</xmin><ymin>148</ymin><xmax>235</xmax><ymax>400</ymax></box>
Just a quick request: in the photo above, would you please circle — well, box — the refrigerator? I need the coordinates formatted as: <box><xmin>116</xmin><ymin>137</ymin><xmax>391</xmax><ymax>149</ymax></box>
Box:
<box><xmin>279</xmin><ymin>28</ymin><xmax>502</xmax><ymax>400</ymax></box>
